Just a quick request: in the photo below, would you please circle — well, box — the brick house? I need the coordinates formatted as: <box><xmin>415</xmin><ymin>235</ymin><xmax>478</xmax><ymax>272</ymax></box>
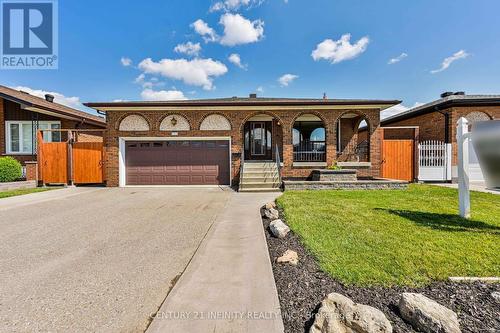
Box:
<box><xmin>0</xmin><ymin>85</ymin><xmax>106</xmax><ymax>177</ymax></box>
<box><xmin>375</xmin><ymin>92</ymin><xmax>500</xmax><ymax>182</ymax></box>
<box><xmin>85</xmin><ymin>95</ymin><xmax>399</xmax><ymax>189</ymax></box>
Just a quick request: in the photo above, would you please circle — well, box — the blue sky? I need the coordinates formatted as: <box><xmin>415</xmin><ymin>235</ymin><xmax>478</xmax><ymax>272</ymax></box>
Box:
<box><xmin>2</xmin><ymin>0</ymin><xmax>500</xmax><ymax>117</ymax></box>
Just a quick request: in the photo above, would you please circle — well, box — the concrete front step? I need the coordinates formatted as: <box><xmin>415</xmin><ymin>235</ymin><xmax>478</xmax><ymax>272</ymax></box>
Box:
<box><xmin>243</xmin><ymin>163</ymin><xmax>278</xmax><ymax>169</ymax></box>
<box><xmin>239</xmin><ymin>182</ymin><xmax>281</xmax><ymax>189</ymax></box>
<box><xmin>238</xmin><ymin>188</ymin><xmax>282</xmax><ymax>193</ymax></box>
<box><xmin>241</xmin><ymin>177</ymin><xmax>279</xmax><ymax>183</ymax></box>
<box><xmin>242</xmin><ymin>171</ymin><xmax>279</xmax><ymax>177</ymax></box>
<box><xmin>243</xmin><ymin>168</ymin><xmax>278</xmax><ymax>173</ymax></box>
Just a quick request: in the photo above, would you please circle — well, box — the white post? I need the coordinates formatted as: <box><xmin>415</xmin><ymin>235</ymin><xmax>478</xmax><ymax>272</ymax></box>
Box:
<box><xmin>457</xmin><ymin>117</ymin><xmax>470</xmax><ymax>218</ymax></box>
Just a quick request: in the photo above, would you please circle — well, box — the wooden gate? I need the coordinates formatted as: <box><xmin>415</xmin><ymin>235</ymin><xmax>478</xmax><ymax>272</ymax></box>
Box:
<box><xmin>38</xmin><ymin>141</ymin><xmax>68</xmax><ymax>184</ymax></box>
<box><xmin>382</xmin><ymin>140</ymin><xmax>415</xmax><ymax>181</ymax></box>
<box><xmin>72</xmin><ymin>142</ymin><xmax>104</xmax><ymax>184</ymax></box>
<box><xmin>38</xmin><ymin>130</ymin><xmax>104</xmax><ymax>185</ymax></box>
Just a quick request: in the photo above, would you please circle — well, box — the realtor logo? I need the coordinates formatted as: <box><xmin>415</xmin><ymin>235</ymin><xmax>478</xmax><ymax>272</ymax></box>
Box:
<box><xmin>1</xmin><ymin>0</ymin><xmax>58</xmax><ymax>69</ymax></box>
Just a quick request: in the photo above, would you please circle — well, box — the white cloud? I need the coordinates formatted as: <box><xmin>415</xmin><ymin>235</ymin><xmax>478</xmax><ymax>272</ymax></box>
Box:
<box><xmin>134</xmin><ymin>73</ymin><xmax>146</xmax><ymax>84</ymax></box>
<box><xmin>174</xmin><ymin>42</ymin><xmax>202</xmax><ymax>56</ymax></box>
<box><xmin>120</xmin><ymin>57</ymin><xmax>132</xmax><ymax>67</ymax></box>
<box><xmin>141</xmin><ymin>88</ymin><xmax>187</xmax><ymax>101</ymax></box>
<box><xmin>138</xmin><ymin>57</ymin><xmax>228</xmax><ymax>90</ymax></box>
<box><xmin>278</xmin><ymin>74</ymin><xmax>298</xmax><ymax>87</ymax></box>
<box><xmin>256</xmin><ymin>86</ymin><xmax>264</xmax><ymax>93</ymax></box>
<box><xmin>219</xmin><ymin>13</ymin><xmax>264</xmax><ymax>46</ymax></box>
<box><xmin>191</xmin><ymin>19</ymin><xmax>219</xmax><ymax>43</ymax></box>
<box><xmin>210</xmin><ymin>0</ymin><xmax>263</xmax><ymax>12</ymax></box>
<box><xmin>228</xmin><ymin>53</ymin><xmax>246</xmax><ymax>69</ymax></box>
<box><xmin>13</xmin><ymin>86</ymin><xmax>83</xmax><ymax>110</ymax></box>
<box><xmin>388</xmin><ymin>52</ymin><xmax>408</xmax><ymax>65</ymax></box>
<box><xmin>312</xmin><ymin>34</ymin><xmax>369</xmax><ymax>64</ymax></box>
<box><xmin>431</xmin><ymin>50</ymin><xmax>469</xmax><ymax>74</ymax></box>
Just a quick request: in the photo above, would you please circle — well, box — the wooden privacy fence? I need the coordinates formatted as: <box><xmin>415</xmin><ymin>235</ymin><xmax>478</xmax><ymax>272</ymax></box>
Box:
<box><xmin>380</xmin><ymin>127</ymin><xmax>419</xmax><ymax>182</ymax></box>
<box><xmin>37</xmin><ymin>129</ymin><xmax>105</xmax><ymax>185</ymax></box>
<box><xmin>381</xmin><ymin>140</ymin><xmax>415</xmax><ymax>181</ymax></box>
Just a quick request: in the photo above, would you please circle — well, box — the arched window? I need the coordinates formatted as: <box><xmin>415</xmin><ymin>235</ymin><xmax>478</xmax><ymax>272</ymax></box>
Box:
<box><xmin>292</xmin><ymin>114</ymin><xmax>326</xmax><ymax>162</ymax></box>
<box><xmin>336</xmin><ymin>113</ymin><xmax>370</xmax><ymax>162</ymax></box>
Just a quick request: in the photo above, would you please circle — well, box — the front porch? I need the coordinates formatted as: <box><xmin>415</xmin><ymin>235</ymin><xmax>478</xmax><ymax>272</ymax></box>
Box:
<box><xmin>240</xmin><ymin>112</ymin><xmax>374</xmax><ymax>175</ymax></box>
<box><xmin>239</xmin><ymin>111</ymin><xmax>378</xmax><ymax>191</ymax></box>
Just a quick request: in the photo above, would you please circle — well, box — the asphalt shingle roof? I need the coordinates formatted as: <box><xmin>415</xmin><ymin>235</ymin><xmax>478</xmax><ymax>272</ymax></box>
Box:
<box><xmin>0</xmin><ymin>85</ymin><xmax>106</xmax><ymax>126</ymax></box>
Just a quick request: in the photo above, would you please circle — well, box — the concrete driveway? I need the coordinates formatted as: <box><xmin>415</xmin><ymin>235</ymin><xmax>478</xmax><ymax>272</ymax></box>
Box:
<box><xmin>0</xmin><ymin>187</ymin><xmax>231</xmax><ymax>333</ymax></box>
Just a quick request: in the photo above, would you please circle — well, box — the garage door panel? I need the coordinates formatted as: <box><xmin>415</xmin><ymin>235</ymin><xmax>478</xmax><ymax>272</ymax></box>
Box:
<box><xmin>125</xmin><ymin>140</ymin><xmax>230</xmax><ymax>185</ymax></box>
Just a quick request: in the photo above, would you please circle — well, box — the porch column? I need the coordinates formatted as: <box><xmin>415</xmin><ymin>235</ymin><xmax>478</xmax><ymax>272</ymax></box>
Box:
<box><xmin>325</xmin><ymin>115</ymin><xmax>336</xmax><ymax>167</ymax></box>
<box><xmin>370</xmin><ymin>115</ymin><xmax>382</xmax><ymax>178</ymax></box>
<box><xmin>282</xmin><ymin>125</ymin><xmax>293</xmax><ymax>169</ymax></box>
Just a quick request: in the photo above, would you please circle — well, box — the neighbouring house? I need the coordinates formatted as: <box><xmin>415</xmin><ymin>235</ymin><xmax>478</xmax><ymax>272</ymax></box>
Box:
<box><xmin>373</xmin><ymin>92</ymin><xmax>500</xmax><ymax>182</ymax></box>
<box><xmin>0</xmin><ymin>85</ymin><xmax>106</xmax><ymax>179</ymax></box>
<box><xmin>85</xmin><ymin>95</ymin><xmax>399</xmax><ymax>189</ymax></box>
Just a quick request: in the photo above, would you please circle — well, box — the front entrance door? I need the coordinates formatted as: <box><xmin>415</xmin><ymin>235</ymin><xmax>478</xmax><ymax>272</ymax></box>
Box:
<box><xmin>244</xmin><ymin>121</ymin><xmax>272</xmax><ymax>160</ymax></box>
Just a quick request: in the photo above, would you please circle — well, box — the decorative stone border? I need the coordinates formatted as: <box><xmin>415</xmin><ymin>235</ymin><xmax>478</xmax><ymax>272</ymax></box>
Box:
<box><xmin>283</xmin><ymin>179</ymin><xmax>408</xmax><ymax>191</ymax></box>
<box><xmin>0</xmin><ymin>180</ymin><xmax>37</xmax><ymax>191</ymax></box>
<box><xmin>311</xmin><ymin>169</ymin><xmax>357</xmax><ymax>182</ymax></box>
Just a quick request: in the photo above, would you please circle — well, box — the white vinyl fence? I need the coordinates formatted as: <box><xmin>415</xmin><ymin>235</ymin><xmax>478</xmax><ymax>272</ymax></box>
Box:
<box><xmin>418</xmin><ymin>140</ymin><xmax>452</xmax><ymax>181</ymax></box>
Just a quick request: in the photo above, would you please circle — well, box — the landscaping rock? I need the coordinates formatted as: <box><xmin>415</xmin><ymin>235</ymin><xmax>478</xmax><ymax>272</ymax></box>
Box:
<box><xmin>398</xmin><ymin>293</ymin><xmax>461</xmax><ymax>333</ymax></box>
<box><xmin>265</xmin><ymin>201</ymin><xmax>276</xmax><ymax>210</ymax></box>
<box><xmin>310</xmin><ymin>293</ymin><xmax>393</xmax><ymax>333</ymax></box>
<box><xmin>277</xmin><ymin>250</ymin><xmax>298</xmax><ymax>266</ymax></box>
<box><xmin>264</xmin><ymin>208</ymin><xmax>280</xmax><ymax>220</ymax></box>
<box><xmin>269</xmin><ymin>219</ymin><xmax>290</xmax><ymax>238</ymax></box>
<box><xmin>491</xmin><ymin>291</ymin><xmax>500</xmax><ymax>303</ymax></box>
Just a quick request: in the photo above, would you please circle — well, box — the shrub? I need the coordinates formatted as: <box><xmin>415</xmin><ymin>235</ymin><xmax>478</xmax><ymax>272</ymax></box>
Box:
<box><xmin>0</xmin><ymin>157</ymin><xmax>22</xmax><ymax>182</ymax></box>
<box><xmin>327</xmin><ymin>163</ymin><xmax>342</xmax><ymax>170</ymax></box>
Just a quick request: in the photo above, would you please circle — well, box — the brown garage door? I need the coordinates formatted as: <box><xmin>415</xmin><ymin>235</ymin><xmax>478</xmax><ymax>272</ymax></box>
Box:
<box><xmin>125</xmin><ymin>140</ymin><xmax>230</xmax><ymax>185</ymax></box>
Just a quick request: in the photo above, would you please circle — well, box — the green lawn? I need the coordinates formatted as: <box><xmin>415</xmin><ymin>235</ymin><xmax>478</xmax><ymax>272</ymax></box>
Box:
<box><xmin>0</xmin><ymin>187</ymin><xmax>54</xmax><ymax>199</ymax></box>
<box><xmin>277</xmin><ymin>185</ymin><xmax>500</xmax><ymax>287</ymax></box>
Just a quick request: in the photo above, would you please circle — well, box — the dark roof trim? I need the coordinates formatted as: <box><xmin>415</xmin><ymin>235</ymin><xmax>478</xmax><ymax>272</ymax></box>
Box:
<box><xmin>382</xmin><ymin>97</ymin><xmax>500</xmax><ymax>125</ymax></box>
<box><xmin>85</xmin><ymin>99</ymin><xmax>401</xmax><ymax>108</ymax></box>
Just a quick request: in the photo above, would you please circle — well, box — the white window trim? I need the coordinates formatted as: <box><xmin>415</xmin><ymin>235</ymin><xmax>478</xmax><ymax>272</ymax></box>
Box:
<box><xmin>5</xmin><ymin>120</ymin><xmax>61</xmax><ymax>155</ymax></box>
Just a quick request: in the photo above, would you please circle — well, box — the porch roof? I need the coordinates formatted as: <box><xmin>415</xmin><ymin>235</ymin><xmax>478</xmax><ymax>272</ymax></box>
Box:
<box><xmin>85</xmin><ymin>96</ymin><xmax>401</xmax><ymax>111</ymax></box>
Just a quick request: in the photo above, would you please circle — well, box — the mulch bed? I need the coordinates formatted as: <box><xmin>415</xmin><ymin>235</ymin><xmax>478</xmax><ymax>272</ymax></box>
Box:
<box><xmin>262</xmin><ymin>208</ymin><xmax>500</xmax><ymax>333</ymax></box>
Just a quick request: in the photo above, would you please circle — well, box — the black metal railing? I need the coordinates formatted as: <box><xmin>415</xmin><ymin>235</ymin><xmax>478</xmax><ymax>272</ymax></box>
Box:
<box><xmin>293</xmin><ymin>140</ymin><xmax>326</xmax><ymax>162</ymax></box>
<box><xmin>275</xmin><ymin>144</ymin><xmax>282</xmax><ymax>183</ymax></box>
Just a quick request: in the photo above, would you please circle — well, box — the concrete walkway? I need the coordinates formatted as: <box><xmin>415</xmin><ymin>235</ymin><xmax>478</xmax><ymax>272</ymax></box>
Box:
<box><xmin>432</xmin><ymin>182</ymin><xmax>500</xmax><ymax>195</ymax></box>
<box><xmin>147</xmin><ymin>191</ymin><xmax>284</xmax><ymax>333</ymax></box>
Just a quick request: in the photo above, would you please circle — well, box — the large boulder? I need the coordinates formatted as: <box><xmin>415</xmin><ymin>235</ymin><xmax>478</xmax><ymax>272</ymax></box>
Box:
<box><xmin>269</xmin><ymin>219</ymin><xmax>290</xmax><ymax>238</ymax></box>
<box><xmin>264</xmin><ymin>208</ymin><xmax>279</xmax><ymax>220</ymax></box>
<box><xmin>277</xmin><ymin>250</ymin><xmax>299</xmax><ymax>266</ymax></box>
<box><xmin>310</xmin><ymin>293</ymin><xmax>393</xmax><ymax>333</ymax></box>
<box><xmin>492</xmin><ymin>291</ymin><xmax>500</xmax><ymax>303</ymax></box>
<box><xmin>398</xmin><ymin>293</ymin><xmax>461</xmax><ymax>333</ymax></box>
<box><xmin>265</xmin><ymin>201</ymin><xmax>276</xmax><ymax>210</ymax></box>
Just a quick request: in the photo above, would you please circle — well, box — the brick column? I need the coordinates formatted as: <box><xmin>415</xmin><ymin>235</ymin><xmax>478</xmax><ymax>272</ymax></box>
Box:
<box><xmin>0</xmin><ymin>98</ymin><xmax>5</xmax><ymax>156</ymax></box>
<box><xmin>325</xmin><ymin>117</ymin><xmax>336</xmax><ymax>167</ymax></box>
<box><xmin>25</xmin><ymin>161</ymin><xmax>38</xmax><ymax>182</ymax></box>
<box><xmin>369</xmin><ymin>119</ymin><xmax>382</xmax><ymax>178</ymax></box>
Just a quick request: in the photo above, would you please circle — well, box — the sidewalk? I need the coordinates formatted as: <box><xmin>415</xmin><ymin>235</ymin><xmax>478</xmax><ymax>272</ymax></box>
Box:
<box><xmin>146</xmin><ymin>191</ymin><xmax>284</xmax><ymax>333</ymax></box>
<box><xmin>432</xmin><ymin>182</ymin><xmax>500</xmax><ymax>195</ymax></box>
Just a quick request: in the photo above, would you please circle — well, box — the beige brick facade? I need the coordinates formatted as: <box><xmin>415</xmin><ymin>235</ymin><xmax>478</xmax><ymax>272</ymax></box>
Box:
<box><xmin>104</xmin><ymin>108</ymin><xmax>383</xmax><ymax>187</ymax></box>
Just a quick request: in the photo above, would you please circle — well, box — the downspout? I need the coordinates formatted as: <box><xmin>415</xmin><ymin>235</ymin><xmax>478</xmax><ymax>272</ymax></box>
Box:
<box><xmin>435</xmin><ymin>106</ymin><xmax>450</xmax><ymax>143</ymax></box>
